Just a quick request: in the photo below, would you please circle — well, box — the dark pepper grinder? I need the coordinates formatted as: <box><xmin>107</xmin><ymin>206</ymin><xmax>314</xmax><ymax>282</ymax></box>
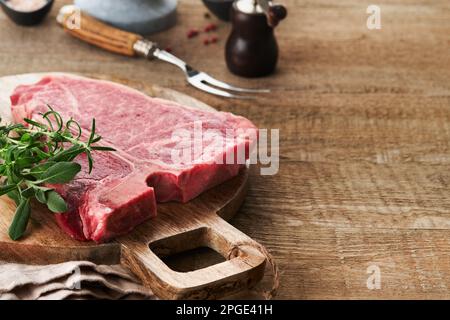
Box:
<box><xmin>226</xmin><ymin>0</ymin><xmax>287</xmax><ymax>77</ymax></box>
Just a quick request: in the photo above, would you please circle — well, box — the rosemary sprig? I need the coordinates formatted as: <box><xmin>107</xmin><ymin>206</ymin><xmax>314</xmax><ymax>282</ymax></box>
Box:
<box><xmin>0</xmin><ymin>105</ymin><xmax>115</xmax><ymax>240</ymax></box>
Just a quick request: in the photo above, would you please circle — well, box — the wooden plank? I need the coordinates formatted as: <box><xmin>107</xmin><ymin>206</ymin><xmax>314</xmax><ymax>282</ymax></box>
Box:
<box><xmin>235</xmin><ymin>163</ymin><xmax>450</xmax><ymax>230</ymax></box>
<box><xmin>245</xmin><ymin>226</ymin><xmax>450</xmax><ymax>299</ymax></box>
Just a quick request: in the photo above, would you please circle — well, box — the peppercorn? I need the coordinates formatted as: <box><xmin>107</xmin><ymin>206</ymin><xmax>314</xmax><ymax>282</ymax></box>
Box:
<box><xmin>204</xmin><ymin>23</ymin><xmax>218</xmax><ymax>32</ymax></box>
<box><xmin>187</xmin><ymin>29</ymin><xmax>199</xmax><ymax>39</ymax></box>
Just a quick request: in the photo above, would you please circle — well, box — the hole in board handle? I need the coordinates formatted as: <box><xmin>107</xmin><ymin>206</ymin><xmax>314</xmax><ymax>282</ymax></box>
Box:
<box><xmin>148</xmin><ymin>227</ymin><xmax>240</xmax><ymax>273</ymax></box>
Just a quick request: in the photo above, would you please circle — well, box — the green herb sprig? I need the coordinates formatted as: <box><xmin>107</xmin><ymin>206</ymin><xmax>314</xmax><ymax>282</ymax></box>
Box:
<box><xmin>0</xmin><ymin>106</ymin><xmax>115</xmax><ymax>240</ymax></box>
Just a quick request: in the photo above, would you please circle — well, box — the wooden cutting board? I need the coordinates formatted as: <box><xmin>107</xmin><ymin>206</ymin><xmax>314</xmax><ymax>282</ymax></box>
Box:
<box><xmin>0</xmin><ymin>73</ymin><xmax>266</xmax><ymax>300</ymax></box>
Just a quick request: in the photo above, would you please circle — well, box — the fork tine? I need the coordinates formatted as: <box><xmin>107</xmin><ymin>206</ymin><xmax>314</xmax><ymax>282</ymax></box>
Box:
<box><xmin>188</xmin><ymin>77</ymin><xmax>255</xmax><ymax>99</ymax></box>
<box><xmin>199</xmin><ymin>73</ymin><xmax>270</xmax><ymax>93</ymax></box>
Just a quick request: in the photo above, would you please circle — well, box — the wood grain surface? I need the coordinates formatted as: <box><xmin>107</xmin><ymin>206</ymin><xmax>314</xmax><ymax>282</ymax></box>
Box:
<box><xmin>0</xmin><ymin>0</ymin><xmax>449</xmax><ymax>299</ymax></box>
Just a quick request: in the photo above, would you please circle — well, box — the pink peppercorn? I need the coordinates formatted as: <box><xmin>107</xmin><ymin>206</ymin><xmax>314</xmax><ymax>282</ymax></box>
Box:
<box><xmin>204</xmin><ymin>23</ymin><xmax>217</xmax><ymax>32</ymax></box>
<box><xmin>187</xmin><ymin>29</ymin><xmax>199</xmax><ymax>39</ymax></box>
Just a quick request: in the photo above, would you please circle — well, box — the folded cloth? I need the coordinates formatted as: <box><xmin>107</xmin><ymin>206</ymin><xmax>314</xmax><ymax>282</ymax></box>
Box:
<box><xmin>0</xmin><ymin>261</ymin><xmax>157</xmax><ymax>300</ymax></box>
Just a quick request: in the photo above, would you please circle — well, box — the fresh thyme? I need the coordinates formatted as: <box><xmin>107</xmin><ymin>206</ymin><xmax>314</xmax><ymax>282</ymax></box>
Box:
<box><xmin>0</xmin><ymin>105</ymin><xmax>115</xmax><ymax>240</ymax></box>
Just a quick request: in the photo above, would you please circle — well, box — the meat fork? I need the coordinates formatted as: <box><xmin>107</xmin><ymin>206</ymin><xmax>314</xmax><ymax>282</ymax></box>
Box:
<box><xmin>57</xmin><ymin>5</ymin><xmax>269</xmax><ymax>98</ymax></box>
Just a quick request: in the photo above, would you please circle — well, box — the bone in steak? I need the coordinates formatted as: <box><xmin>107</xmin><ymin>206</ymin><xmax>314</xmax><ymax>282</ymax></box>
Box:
<box><xmin>10</xmin><ymin>75</ymin><xmax>257</xmax><ymax>242</ymax></box>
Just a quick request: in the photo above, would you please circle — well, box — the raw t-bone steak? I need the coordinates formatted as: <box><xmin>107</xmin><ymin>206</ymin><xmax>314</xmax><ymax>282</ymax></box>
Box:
<box><xmin>10</xmin><ymin>75</ymin><xmax>257</xmax><ymax>242</ymax></box>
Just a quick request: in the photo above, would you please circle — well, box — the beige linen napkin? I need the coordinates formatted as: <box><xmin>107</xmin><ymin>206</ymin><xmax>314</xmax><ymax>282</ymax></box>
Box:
<box><xmin>0</xmin><ymin>261</ymin><xmax>157</xmax><ymax>300</ymax></box>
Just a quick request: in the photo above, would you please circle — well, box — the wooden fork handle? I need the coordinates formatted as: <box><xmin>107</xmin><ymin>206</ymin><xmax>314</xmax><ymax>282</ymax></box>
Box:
<box><xmin>57</xmin><ymin>5</ymin><xmax>142</xmax><ymax>57</ymax></box>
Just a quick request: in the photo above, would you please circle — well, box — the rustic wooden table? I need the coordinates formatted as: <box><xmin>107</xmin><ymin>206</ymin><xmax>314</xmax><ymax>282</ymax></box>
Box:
<box><xmin>1</xmin><ymin>0</ymin><xmax>450</xmax><ymax>299</ymax></box>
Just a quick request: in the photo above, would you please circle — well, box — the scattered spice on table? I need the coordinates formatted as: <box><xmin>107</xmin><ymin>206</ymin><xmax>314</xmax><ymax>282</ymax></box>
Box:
<box><xmin>204</xmin><ymin>23</ymin><xmax>218</xmax><ymax>32</ymax></box>
<box><xmin>187</xmin><ymin>22</ymin><xmax>220</xmax><ymax>46</ymax></box>
<box><xmin>187</xmin><ymin>29</ymin><xmax>199</xmax><ymax>39</ymax></box>
<box><xmin>187</xmin><ymin>10</ymin><xmax>220</xmax><ymax>45</ymax></box>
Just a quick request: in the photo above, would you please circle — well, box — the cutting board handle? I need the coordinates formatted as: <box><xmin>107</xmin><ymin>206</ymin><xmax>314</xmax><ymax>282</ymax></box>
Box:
<box><xmin>57</xmin><ymin>5</ymin><xmax>142</xmax><ymax>57</ymax></box>
<box><xmin>123</xmin><ymin>215</ymin><xmax>267</xmax><ymax>300</ymax></box>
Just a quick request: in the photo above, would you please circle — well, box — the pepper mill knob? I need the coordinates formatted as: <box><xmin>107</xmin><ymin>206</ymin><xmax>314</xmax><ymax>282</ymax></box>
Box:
<box><xmin>268</xmin><ymin>5</ymin><xmax>287</xmax><ymax>27</ymax></box>
<box><xmin>257</xmin><ymin>0</ymin><xmax>288</xmax><ymax>27</ymax></box>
